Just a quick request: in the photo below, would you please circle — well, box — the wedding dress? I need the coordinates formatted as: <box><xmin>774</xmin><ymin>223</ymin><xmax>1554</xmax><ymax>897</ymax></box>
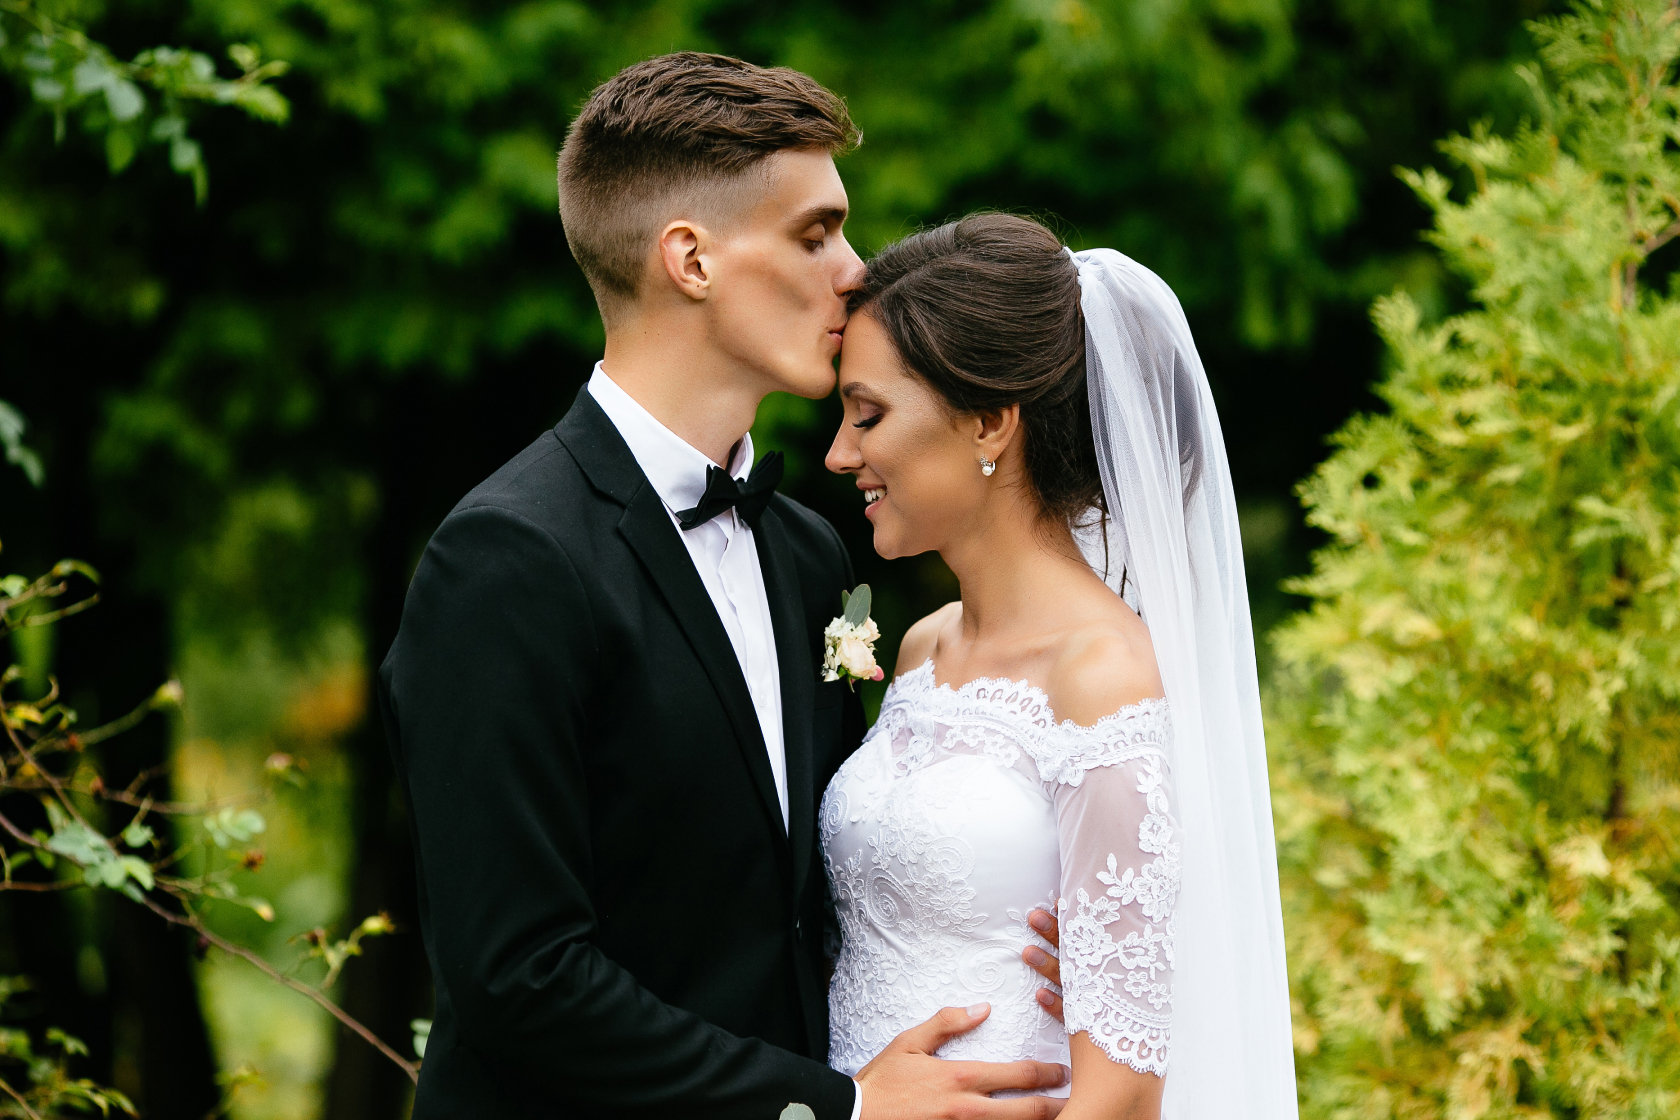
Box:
<box><xmin>823</xmin><ymin>660</ymin><xmax>1177</xmax><ymax>1094</ymax></box>
<box><xmin>822</xmin><ymin>247</ymin><xmax>1297</xmax><ymax>1118</ymax></box>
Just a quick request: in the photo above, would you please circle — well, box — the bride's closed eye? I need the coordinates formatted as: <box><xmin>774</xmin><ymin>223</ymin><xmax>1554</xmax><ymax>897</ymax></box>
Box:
<box><xmin>852</xmin><ymin>412</ymin><xmax>883</xmax><ymax>429</ymax></box>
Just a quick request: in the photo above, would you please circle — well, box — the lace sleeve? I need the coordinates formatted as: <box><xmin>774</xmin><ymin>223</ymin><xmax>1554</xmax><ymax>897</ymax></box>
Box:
<box><xmin>1050</xmin><ymin>735</ymin><xmax>1178</xmax><ymax>1076</ymax></box>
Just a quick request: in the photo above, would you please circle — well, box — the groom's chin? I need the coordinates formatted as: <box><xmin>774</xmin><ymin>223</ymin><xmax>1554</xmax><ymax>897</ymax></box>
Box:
<box><xmin>782</xmin><ymin>361</ymin><xmax>840</xmax><ymax>399</ymax></box>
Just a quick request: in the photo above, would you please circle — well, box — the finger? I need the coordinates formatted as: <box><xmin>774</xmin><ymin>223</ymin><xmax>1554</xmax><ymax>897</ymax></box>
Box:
<box><xmin>978</xmin><ymin>1095</ymin><xmax>1069</xmax><ymax>1120</ymax></box>
<box><xmin>1022</xmin><ymin>944</ymin><xmax>1061</xmax><ymax>988</ymax></box>
<box><xmin>891</xmin><ymin>1003</ymin><xmax>990</xmax><ymax>1054</ymax></box>
<box><xmin>957</xmin><ymin>1058</ymin><xmax>1070</xmax><ymax>1095</ymax></box>
<box><xmin>1028</xmin><ymin>908</ymin><xmax>1060</xmax><ymax>948</ymax></box>
<box><xmin>1035</xmin><ymin>985</ymin><xmax>1064</xmax><ymax>1024</ymax></box>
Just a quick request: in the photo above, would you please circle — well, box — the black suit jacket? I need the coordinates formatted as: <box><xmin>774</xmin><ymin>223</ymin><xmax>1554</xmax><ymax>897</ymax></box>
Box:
<box><xmin>380</xmin><ymin>391</ymin><xmax>866</xmax><ymax>1118</ymax></box>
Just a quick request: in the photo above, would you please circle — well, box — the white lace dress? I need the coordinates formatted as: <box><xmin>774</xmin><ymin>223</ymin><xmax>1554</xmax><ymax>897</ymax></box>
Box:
<box><xmin>821</xmin><ymin>660</ymin><xmax>1179</xmax><ymax>1093</ymax></box>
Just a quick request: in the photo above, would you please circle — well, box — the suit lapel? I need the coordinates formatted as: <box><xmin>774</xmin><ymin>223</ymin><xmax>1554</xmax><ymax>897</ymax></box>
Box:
<box><xmin>558</xmin><ymin>393</ymin><xmax>788</xmax><ymax>846</ymax></box>
<box><xmin>755</xmin><ymin>504</ymin><xmax>816</xmax><ymax>900</ymax></box>
<box><xmin>616</xmin><ymin>488</ymin><xmax>788</xmax><ymax>846</ymax></box>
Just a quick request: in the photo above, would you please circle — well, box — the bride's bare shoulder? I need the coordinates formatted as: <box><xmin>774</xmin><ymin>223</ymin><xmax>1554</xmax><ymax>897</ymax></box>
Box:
<box><xmin>893</xmin><ymin>601</ymin><xmax>961</xmax><ymax>679</ymax></box>
<box><xmin>1046</xmin><ymin>607</ymin><xmax>1164</xmax><ymax>726</ymax></box>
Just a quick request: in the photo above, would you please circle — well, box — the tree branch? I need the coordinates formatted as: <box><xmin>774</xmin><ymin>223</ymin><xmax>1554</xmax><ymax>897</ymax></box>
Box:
<box><xmin>1642</xmin><ymin>215</ymin><xmax>1680</xmax><ymax>256</ymax></box>
<box><xmin>0</xmin><ymin>1073</ymin><xmax>44</xmax><ymax>1120</ymax></box>
<box><xmin>139</xmin><ymin>894</ymin><xmax>420</xmax><ymax>1083</ymax></box>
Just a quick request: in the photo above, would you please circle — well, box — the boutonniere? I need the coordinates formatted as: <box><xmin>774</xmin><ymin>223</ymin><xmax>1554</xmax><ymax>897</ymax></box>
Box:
<box><xmin>822</xmin><ymin>584</ymin><xmax>884</xmax><ymax>688</ymax></box>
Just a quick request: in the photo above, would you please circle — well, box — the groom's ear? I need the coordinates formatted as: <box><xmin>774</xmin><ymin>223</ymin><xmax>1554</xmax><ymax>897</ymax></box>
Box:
<box><xmin>657</xmin><ymin>219</ymin><xmax>714</xmax><ymax>302</ymax></box>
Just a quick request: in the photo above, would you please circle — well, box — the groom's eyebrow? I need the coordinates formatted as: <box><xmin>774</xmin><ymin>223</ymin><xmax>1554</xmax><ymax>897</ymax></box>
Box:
<box><xmin>791</xmin><ymin>204</ymin><xmax>848</xmax><ymax>229</ymax></box>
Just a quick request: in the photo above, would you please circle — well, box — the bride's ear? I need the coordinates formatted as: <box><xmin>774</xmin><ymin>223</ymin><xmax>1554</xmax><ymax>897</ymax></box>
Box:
<box><xmin>973</xmin><ymin>405</ymin><xmax>1021</xmax><ymax>464</ymax></box>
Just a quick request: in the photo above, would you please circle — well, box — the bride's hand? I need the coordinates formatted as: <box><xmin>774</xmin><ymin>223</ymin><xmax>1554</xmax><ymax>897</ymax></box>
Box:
<box><xmin>855</xmin><ymin>1003</ymin><xmax>1069</xmax><ymax>1119</ymax></box>
<box><xmin>1023</xmin><ymin>909</ymin><xmax>1063</xmax><ymax>1023</ymax></box>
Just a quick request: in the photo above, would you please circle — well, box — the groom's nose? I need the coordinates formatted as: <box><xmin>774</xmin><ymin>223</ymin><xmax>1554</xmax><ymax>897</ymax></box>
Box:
<box><xmin>833</xmin><ymin>232</ymin><xmax>865</xmax><ymax>297</ymax></box>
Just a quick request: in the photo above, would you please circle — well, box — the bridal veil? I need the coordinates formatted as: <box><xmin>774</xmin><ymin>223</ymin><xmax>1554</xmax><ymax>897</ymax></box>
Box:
<box><xmin>1067</xmin><ymin>247</ymin><xmax>1298</xmax><ymax>1119</ymax></box>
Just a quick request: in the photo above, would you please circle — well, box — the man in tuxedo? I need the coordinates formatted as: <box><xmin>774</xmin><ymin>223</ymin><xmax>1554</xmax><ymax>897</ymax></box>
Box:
<box><xmin>380</xmin><ymin>53</ymin><xmax>1069</xmax><ymax>1118</ymax></box>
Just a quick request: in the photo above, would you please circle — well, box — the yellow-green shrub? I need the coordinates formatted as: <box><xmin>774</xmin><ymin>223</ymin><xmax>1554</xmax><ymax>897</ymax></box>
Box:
<box><xmin>1270</xmin><ymin>3</ymin><xmax>1680</xmax><ymax>1117</ymax></box>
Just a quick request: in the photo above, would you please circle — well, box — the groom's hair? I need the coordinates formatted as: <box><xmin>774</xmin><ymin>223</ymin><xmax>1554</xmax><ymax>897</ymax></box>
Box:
<box><xmin>558</xmin><ymin>52</ymin><xmax>858</xmax><ymax>314</ymax></box>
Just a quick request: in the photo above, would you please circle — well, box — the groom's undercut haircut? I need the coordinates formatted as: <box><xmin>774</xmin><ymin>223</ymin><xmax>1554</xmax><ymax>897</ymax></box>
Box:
<box><xmin>558</xmin><ymin>52</ymin><xmax>859</xmax><ymax>313</ymax></box>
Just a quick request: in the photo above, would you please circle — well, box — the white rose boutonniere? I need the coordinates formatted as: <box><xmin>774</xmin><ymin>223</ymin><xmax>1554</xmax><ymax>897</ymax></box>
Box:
<box><xmin>822</xmin><ymin>584</ymin><xmax>884</xmax><ymax>688</ymax></box>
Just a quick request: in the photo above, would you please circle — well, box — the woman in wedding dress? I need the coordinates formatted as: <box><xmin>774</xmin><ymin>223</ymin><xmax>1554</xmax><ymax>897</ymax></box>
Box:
<box><xmin>822</xmin><ymin>214</ymin><xmax>1297</xmax><ymax>1120</ymax></box>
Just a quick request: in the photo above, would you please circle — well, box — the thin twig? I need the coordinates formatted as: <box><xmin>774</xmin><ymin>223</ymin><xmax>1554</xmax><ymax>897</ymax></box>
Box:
<box><xmin>77</xmin><ymin>693</ymin><xmax>163</xmax><ymax>748</ymax></box>
<box><xmin>0</xmin><ymin>880</ymin><xmax>77</xmax><ymax>892</ymax></box>
<box><xmin>18</xmin><ymin>593</ymin><xmax>100</xmax><ymax>629</ymax></box>
<box><xmin>1643</xmin><ymin>216</ymin><xmax>1680</xmax><ymax>256</ymax></box>
<box><xmin>64</xmin><ymin>783</ymin><xmax>253</xmax><ymax>817</ymax></box>
<box><xmin>139</xmin><ymin>895</ymin><xmax>420</xmax><ymax>1083</ymax></box>
<box><xmin>0</xmin><ymin>808</ymin><xmax>44</xmax><ymax>850</ymax></box>
<box><xmin>7</xmin><ymin>729</ymin><xmax>97</xmax><ymax>834</ymax></box>
<box><xmin>0</xmin><ymin>1072</ymin><xmax>44</xmax><ymax>1120</ymax></box>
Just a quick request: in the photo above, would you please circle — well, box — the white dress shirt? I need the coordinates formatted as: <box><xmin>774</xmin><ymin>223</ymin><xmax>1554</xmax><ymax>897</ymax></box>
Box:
<box><xmin>590</xmin><ymin>366</ymin><xmax>863</xmax><ymax>1120</ymax></box>
<box><xmin>588</xmin><ymin>365</ymin><xmax>788</xmax><ymax>828</ymax></box>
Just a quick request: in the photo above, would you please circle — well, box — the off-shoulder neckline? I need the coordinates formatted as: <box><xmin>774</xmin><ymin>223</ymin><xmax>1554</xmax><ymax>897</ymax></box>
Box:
<box><xmin>891</xmin><ymin>658</ymin><xmax>1170</xmax><ymax>733</ymax></box>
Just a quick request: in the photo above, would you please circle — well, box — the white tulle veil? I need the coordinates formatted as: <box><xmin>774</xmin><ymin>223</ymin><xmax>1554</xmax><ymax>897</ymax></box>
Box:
<box><xmin>1065</xmin><ymin>246</ymin><xmax>1297</xmax><ymax>1119</ymax></box>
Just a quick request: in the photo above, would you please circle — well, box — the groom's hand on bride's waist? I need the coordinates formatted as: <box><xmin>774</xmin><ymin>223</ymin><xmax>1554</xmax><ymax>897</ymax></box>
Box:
<box><xmin>853</xmin><ymin>1003</ymin><xmax>1070</xmax><ymax>1120</ymax></box>
<box><xmin>1022</xmin><ymin>908</ymin><xmax>1064</xmax><ymax>1025</ymax></box>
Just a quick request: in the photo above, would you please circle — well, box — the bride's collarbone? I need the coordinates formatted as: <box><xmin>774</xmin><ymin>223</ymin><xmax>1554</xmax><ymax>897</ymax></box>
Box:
<box><xmin>920</xmin><ymin>620</ymin><xmax>1163</xmax><ymax>728</ymax></box>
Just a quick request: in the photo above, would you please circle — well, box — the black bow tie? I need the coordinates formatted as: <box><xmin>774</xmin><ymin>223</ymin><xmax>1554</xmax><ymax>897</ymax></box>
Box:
<box><xmin>675</xmin><ymin>451</ymin><xmax>784</xmax><ymax>531</ymax></box>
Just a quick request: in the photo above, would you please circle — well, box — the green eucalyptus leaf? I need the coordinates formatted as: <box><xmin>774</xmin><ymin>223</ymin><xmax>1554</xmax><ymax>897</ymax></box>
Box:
<box><xmin>843</xmin><ymin>584</ymin><xmax>872</xmax><ymax>628</ymax></box>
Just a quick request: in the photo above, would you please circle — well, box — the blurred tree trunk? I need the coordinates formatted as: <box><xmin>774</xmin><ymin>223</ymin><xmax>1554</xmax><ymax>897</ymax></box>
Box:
<box><xmin>322</xmin><ymin>402</ymin><xmax>440</xmax><ymax>1120</ymax></box>
<box><xmin>321</xmin><ymin>737</ymin><xmax>429</xmax><ymax>1119</ymax></box>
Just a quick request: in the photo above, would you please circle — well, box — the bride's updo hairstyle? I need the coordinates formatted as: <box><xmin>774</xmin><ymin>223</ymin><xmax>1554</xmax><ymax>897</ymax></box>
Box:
<box><xmin>850</xmin><ymin>213</ymin><xmax>1103</xmax><ymax>525</ymax></box>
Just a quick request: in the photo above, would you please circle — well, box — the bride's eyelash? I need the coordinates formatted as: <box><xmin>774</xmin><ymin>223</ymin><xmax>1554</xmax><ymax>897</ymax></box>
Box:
<box><xmin>853</xmin><ymin>414</ymin><xmax>882</xmax><ymax>429</ymax></box>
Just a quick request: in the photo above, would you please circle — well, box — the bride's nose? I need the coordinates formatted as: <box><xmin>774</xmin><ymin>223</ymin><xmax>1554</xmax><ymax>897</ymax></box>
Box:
<box><xmin>825</xmin><ymin>420</ymin><xmax>863</xmax><ymax>475</ymax></box>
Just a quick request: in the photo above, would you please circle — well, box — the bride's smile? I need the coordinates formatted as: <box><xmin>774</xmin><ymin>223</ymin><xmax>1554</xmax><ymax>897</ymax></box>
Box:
<box><xmin>826</xmin><ymin>311</ymin><xmax>1016</xmax><ymax>560</ymax></box>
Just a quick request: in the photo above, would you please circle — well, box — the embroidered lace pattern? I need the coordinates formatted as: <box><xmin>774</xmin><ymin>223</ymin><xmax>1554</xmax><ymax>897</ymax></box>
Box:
<box><xmin>822</xmin><ymin>660</ymin><xmax>1178</xmax><ymax>1080</ymax></box>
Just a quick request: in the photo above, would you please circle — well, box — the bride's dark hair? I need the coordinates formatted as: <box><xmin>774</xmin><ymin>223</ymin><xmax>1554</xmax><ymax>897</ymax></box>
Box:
<box><xmin>849</xmin><ymin>212</ymin><xmax>1104</xmax><ymax>525</ymax></box>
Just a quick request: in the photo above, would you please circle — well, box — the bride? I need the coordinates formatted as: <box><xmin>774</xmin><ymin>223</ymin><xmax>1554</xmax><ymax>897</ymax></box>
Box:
<box><xmin>821</xmin><ymin>214</ymin><xmax>1296</xmax><ymax>1120</ymax></box>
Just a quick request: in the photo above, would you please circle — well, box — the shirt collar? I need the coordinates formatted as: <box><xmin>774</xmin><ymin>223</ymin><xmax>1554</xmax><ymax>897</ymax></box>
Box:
<box><xmin>587</xmin><ymin>363</ymin><xmax>754</xmax><ymax>518</ymax></box>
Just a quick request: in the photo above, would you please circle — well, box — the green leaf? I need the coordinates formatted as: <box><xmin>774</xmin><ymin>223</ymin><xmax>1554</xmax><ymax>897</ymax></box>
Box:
<box><xmin>0</xmin><ymin>400</ymin><xmax>45</xmax><ymax>488</ymax></box>
<box><xmin>121</xmin><ymin>820</ymin><xmax>154</xmax><ymax>849</ymax></box>
<box><xmin>842</xmin><ymin>584</ymin><xmax>872</xmax><ymax>629</ymax></box>
<box><xmin>205</xmin><ymin>807</ymin><xmax>266</xmax><ymax>848</ymax></box>
<box><xmin>46</xmin><ymin>1027</ymin><xmax>89</xmax><ymax>1056</ymax></box>
<box><xmin>105</xmin><ymin>126</ymin><xmax>138</xmax><ymax>172</ymax></box>
<box><xmin>119</xmin><ymin>856</ymin><xmax>154</xmax><ymax>890</ymax></box>
<box><xmin>411</xmin><ymin>1017</ymin><xmax>431</xmax><ymax>1058</ymax></box>
<box><xmin>46</xmin><ymin>820</ymin><xmax>111</xmax><ymax>866</ymax></box>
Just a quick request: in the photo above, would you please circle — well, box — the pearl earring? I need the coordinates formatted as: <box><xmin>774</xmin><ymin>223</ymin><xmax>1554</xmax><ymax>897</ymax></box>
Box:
<box><xmin>979</xmin><ymin>455</ymin><xmax>996</xmax><ymax>477</ymax></box>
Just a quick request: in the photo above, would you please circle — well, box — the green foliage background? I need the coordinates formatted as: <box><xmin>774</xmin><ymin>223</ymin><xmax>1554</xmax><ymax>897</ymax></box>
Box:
<box><xmin>4</xmin><ymin>0</ymin><xmax>1676</xmax><ymax>1117</ymax></box>
<box><xmin>1271</xmin><ymin>3</ymin><xmax>1680</xmax><ymax>1114</ymax></box>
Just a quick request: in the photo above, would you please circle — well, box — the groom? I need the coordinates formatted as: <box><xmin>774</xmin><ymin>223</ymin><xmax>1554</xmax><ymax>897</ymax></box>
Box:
<box><xmin>381</xmin><ymin>53</ymin><xmax>1068</xmax><ymax>1118</ymax></box>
